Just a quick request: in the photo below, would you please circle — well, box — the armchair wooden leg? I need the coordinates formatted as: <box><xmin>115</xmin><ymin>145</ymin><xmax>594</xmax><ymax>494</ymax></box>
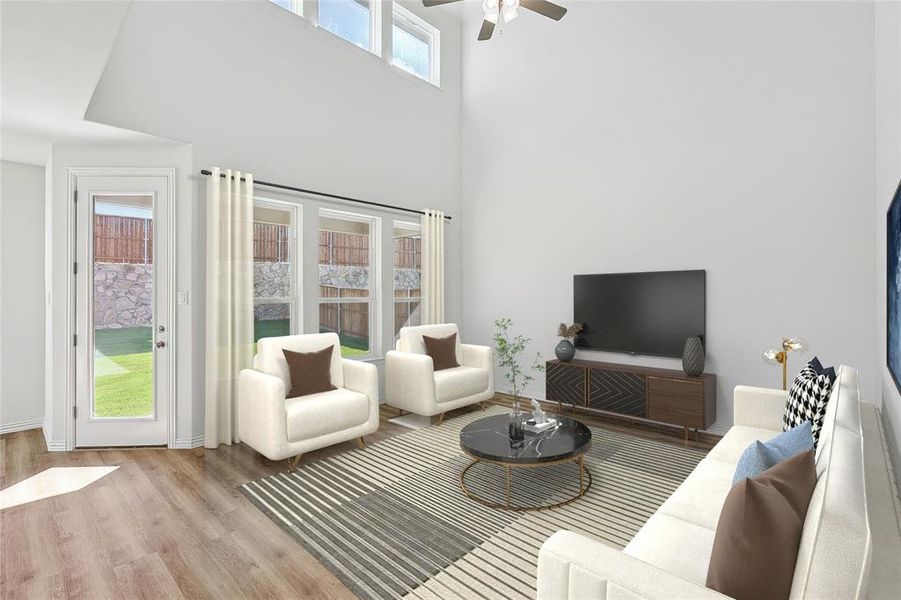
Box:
<box><xmin>480</xmin><ymin>401</ymin><xmax>486</xmax><ymax>411</ymax></box>
<box><xmin>397</xmin><ymin>408</ymin><xmax>407</xmax><ymax>416</ymax></box>
<box><xmin>436</xmin><ymin>412</ymin><xmax>446</xmax><ymax>425</ymax></box>
<box><xmin>287</xmin><ymin>454</ymin><xmax>303</xmax><ymax>471</ymax></box>
<box><xmin>356</xmin><ymin>436</ymin><xmax>366</xmax><ymax>448</ymax></box>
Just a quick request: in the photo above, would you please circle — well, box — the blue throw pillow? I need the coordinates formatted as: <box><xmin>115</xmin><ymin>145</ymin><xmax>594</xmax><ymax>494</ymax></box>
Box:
<box><xmin>731</xmin><ymin>421</ymin><xmax>814</xmax><ymax>486</ymax></box>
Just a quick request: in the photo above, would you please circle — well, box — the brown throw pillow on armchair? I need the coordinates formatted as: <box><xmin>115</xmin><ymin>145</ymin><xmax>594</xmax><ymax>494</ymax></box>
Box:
<box><xmin>706</xmin><ymin>449</ymin><xmax>817</xmax><ymax>600</ymax></box>
<box><xmin>283</xmin><ymin>346</ymin><xmax>337</xmax><ymax>398</ymax></box>
<box><xmin>422</xmin><ymin>333</ymin><xmax>460</xmax><ymax>371</ymax></box>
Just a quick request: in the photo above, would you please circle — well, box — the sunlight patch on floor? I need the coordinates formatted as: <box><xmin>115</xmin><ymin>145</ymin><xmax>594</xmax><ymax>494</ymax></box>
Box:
<box><xmin>0</xmin><ymin>466</ymin><xmax>119</xmax><ymax>510</ymax></box>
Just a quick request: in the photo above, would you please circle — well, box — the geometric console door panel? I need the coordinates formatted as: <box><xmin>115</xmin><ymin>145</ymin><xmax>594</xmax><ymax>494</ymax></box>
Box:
<box><xmin>546</xmin><ymin>359</ymin><xmax>716</xmax><ymax>438</ymax></box>
<box><xmin>546</xmin><ymin>361</ymin><xmax>586</xmax><ymax>411</ymax></box>
<box><xmin>589</xmin><ymin>369</ymin><xmax>646</xmax><ymax>417</ymax></box>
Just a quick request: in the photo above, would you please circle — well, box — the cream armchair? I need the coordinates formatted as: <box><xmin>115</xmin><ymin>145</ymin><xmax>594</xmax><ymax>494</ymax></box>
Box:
<box><xmin>385</xmin><ymin>324</ymin><xmax>494</xmax><ymax>422</ymax></box>
<box><xmin>237</xmin><ymin>332</ymin><xmax>379</xmax><ymax>468</ymax></box>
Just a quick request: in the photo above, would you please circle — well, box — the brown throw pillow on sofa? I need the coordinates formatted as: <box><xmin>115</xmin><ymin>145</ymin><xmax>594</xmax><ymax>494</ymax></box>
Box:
<box><xmin>283</xmin><ymin>346</ymin><xmax>337</xmax><ymax>398</ymax></box>
<box><xmin>706</xmin><ymin>449</ymin><xmax>817</xmax><ymax>600</ymax></box>
<box><xmin>422</xmin><ymin>333</ymin><xmax>460</xmax><ymax>371</ymax></box>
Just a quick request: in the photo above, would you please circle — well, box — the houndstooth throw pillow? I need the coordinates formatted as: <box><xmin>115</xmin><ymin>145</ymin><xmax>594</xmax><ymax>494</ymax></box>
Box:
<box><xmin>783</xmin><ymin>357</ymin><xmax>836</xmax><ymax>446</ymax></box>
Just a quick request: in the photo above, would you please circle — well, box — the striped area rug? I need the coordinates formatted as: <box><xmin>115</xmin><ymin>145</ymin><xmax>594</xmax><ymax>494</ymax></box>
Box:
<box><xmin>240</xmin><ymin>406</ymin><xmax>707</xmax><ymax>599</ymax></box>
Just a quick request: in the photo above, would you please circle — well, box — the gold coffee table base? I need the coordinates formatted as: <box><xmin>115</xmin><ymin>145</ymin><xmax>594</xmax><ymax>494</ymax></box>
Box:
<box><xmin>460</xmin><ymin>453</ymin><xmax>592</xmax><ymax>512</ymax></box>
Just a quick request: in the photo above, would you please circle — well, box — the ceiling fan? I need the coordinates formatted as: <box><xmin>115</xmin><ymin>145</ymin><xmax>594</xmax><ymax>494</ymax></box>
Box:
<box><xmin>422</xmin><ymin>0</ymin><xmax>567</xmax><ymax>41</ymax></box>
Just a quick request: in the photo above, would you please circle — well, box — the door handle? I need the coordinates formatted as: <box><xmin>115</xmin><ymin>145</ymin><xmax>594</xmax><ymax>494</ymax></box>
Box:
<box><xmin>156</xmin><ymin>341</ymin><xmax>166</xmax><ymax>349</ymax></box>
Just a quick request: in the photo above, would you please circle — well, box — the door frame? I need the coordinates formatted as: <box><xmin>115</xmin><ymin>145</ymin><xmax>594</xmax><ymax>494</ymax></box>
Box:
<box><xmin>66</xmin><ymin>167</ymin><xmax>177</xmax><ymax>450</ymax></box>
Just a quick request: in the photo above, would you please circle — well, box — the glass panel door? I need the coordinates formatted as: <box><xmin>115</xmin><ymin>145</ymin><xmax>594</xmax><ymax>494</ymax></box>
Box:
<box><xmin>74</xmin><ymin>175</ymin><xmax>171</xmax><ymax>447</ymax></box>
<box><xmin>92</xmin><ymin>196</ymin><xmax>154</xmax><ymax>418</ymax></box>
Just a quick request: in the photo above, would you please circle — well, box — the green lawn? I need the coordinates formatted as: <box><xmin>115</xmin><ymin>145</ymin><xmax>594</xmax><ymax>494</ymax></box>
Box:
<box><xmin>93</xmin><ymin>320</ymin><xmax>369</xmax><ymax>418</ymax></box>
<box><xmin>255</xmin><ymin>319</ymin><xmax>369</xmax><ymax>356</ymax></box>
<box><xmin>94</xmin><ymin>326</ymin><xmax>153</xmax><ymax>417</ymax></box>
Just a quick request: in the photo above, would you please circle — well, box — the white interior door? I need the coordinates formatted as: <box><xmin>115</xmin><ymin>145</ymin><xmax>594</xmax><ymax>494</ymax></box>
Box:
<box><xmin>74</xmin><ymin>175</ymin><xmax>171</xmax><ymax>447</ymax></box>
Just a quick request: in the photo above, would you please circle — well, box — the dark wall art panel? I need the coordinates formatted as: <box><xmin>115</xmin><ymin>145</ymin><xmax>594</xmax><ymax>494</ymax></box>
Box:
<box><xmin>888</xmin><ymin>180</ymin><xmax>901</xmax><ymax>393</ymax></box>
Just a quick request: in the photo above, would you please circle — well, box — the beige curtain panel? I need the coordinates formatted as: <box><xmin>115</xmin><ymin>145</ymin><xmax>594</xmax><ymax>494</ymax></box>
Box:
<box><xmin>421</xmin><ymin>208</ymin><xmax>445</xmax><ymax>325</ymax></box>
<box><xmin>204</xmin><ymin>167</ymin><xmax>254</xmax><ymax>448</ymax></box>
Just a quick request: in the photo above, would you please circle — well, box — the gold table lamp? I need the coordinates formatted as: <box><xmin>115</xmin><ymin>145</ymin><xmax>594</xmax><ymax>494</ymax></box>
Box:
<box><xmin>762</xmin><ymin>337</ymin><xmax>808</xmax><ymax>390</ymax></box>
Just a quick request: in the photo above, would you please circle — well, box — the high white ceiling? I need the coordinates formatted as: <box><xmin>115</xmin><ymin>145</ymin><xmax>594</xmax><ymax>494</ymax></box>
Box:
<box><xmin>0</xmin><ymin>0</ymin><xmax>168</xmax><ymax>166</ymax></box>
<box><xmin>0</xmin><ymin>0</ymin><xmax>466</xmax><ymax>167</ymax></box>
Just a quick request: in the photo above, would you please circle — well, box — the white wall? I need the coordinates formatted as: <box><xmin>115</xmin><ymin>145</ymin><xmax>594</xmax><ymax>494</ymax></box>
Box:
<box><xmin>461</xmin><ymin>1</ymin><xmax>878</xmax><ymax>429</ymax></box>
<box><xmin>875</xmin><ymin>0</ymin><xmax>901</xmax><ymax>479</ymax></box>
<box><xmin>0</xmin><ymin>160</ymin><xmax>45</xmax><ymax>433</ymax></box>
<box><xmin>84</xmin><ymin>0</ymin><xmax>463</xmax><ymax>441</ymax></box>
<box><xmin>44</xmin><ymin>144</ymin><xmax>194</xmax><ymax>449</ymax></box>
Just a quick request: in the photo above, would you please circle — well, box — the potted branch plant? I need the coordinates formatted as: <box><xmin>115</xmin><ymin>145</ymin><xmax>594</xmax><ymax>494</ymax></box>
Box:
<box><xmin>493</xmin><ymin>318</ymin><xmax>545</xmax><ymax>407</ymax></box>
<box><xmin>555</xmin><ymin>322</ymin><xmax>583</xmax><ymax>362</ymax></box>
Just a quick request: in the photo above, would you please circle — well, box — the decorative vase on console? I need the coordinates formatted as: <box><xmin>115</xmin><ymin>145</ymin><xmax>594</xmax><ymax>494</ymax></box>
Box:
<box><xmin>555</xmin><ymin>323</ymin><xmax>583</xmax><ymax>362</ymax></box>
<box><xmin>682</xmin><ymin>336</ymin><xmax>705</xmax><ymax>377</ymax></box>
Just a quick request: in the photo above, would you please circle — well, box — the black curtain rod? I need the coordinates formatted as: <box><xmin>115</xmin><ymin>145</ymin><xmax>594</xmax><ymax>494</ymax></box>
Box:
<box><xmin>199</xmin><ymin>169</ymin><xmax>451</xmax><ymax>221</ymax></box>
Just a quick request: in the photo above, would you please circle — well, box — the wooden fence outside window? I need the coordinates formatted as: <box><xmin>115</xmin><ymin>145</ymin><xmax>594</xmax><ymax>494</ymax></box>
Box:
<box><xmin>94</xmin><ymin>215</ymin><xmax>153</xmax><ymax>264</ymax></box>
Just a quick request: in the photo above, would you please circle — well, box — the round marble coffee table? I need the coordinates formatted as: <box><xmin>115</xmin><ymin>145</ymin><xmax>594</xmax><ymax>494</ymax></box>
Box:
<box><xmin>459</xmin><ymin>413</ymin><xmax>592</xmax><ymax>511</ymax></box>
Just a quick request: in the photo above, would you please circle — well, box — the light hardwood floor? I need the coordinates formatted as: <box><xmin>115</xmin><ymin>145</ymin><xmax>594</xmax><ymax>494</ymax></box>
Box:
<box><xmin>0</xmin><ymin>402</ymin><xmax>713</xmax><ymax>600</ymax></box>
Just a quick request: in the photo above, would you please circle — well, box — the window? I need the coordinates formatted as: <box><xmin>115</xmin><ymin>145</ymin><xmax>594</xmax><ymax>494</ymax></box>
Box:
<box><xmin>392</xmin><ymin>3</ymin><xmax>439</xmax><ymax>85</ymax></box>
<box><xmin>270</xmin><ymin>0</ymin><xmax>302</xmax><ymax>17</ymax></box>
<box><xmin>319</xmin><ymin>210</ymin><xmax>379</xmax><ymax>357</ymax></box>
<box><xmin>393</xmin><ymin>222</ymin><xmax>421</xmax><ymax>337</ymax></box>
<box><xmin>253</xmin><ymin>201</ymin><xmax>301</xmax><ymax>347</ymax></box>
<box><xmin>319</xmin><ymin>0</ymin><xmax>379</xmax><ymax>52</ymax></box>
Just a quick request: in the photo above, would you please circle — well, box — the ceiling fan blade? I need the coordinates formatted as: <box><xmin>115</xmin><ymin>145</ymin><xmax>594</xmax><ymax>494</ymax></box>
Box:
<box><xmin>422</xmin><ymin>0</ymin><xmax>463</xmax><ymax>6</ymax></box>
<box><xmin>477</xmin><ymin>20</ymin><xmax>495</xmax><ymax>41</ymax></box>
<box><xmin>520</xmin><ymin>0</ymin><xmax>567</xmax><ymax>21</ymax></box>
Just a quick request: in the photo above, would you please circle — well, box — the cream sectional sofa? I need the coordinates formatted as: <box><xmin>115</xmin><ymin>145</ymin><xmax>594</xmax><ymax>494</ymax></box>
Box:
<box><xmin>537</xmin><ymin>365</ymin><xmax>871</xmax><ymax>600</ymax></box>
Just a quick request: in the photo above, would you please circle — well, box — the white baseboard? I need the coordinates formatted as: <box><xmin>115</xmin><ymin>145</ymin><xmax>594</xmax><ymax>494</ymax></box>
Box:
<box><xmin>172</xmin><ymin>434</ymin><xmax>205</xmax><ymax>449</ymax></box>
<box><xmin>42</xmin><ymin>426</ymin><xmax>67</xmax><ymax>452</ymax></box>
<box><xmin>0</xmin><ymin>417</ymin><xmax>44</xmax><ymax>435</ymax></box>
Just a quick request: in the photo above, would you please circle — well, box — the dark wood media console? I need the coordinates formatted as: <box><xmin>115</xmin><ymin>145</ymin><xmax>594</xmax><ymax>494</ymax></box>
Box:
<box><xmin>545</xmin><ymin>359</ymin><xmax>716</xmax><ymax>441</ymax></box>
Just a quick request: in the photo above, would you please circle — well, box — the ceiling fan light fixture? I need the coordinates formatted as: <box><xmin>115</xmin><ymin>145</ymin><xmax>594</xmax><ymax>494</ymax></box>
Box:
<box><xmin>502</xmin><ymin>0</ymin><xmax>520</xmax><ymax>22</ymax></box>
<box><xmin>482</xmin><ymin>0</ymin><xmax>499</xmax><ymax>23</ymax></box>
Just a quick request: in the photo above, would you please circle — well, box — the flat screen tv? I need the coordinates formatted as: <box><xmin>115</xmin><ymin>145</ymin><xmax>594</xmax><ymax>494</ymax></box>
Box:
<box><xmin>887</xmin><ymin>179</ymin><xmax>901</xmax><ymax>393</ymax></box>
<box><xmin>574</xmin><ymin>270</ymin><xmax>706</xmax><ymax>358</ymax></box>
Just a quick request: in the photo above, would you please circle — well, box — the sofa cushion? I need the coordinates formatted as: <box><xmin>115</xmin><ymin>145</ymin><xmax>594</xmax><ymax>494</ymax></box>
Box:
<box><xmin>398</xmin><ymin>323</ymin><xmax>463</xmax><ymax>365</ymax></box>
<box><xmin>256</xmin><ymin>332</ymin><xmax>344</xmax><ymax>390</ymax></box>
<box><xmin>706</xmin><ymin>450</ymin><xmax>817</xmax><ymax>600</ymax></box>
<box><xmin>285</xmin><ymin>388</ymin><xmax>369</xmax><ymax>442</ymax></box>
<box><xmin>656</xmin><ymin>457</ymin><xmax>735</xmax><ymax>530</ymax></box>
<box><xmin>784</xmin><ymin>357</ymin><xmax>836</xmax><ymax>446</ymax></box>
<box><xmin>422</xmin><ymin>333</ymin><xmax>460</xmax><ymax>371</ymax></box>
<box><xmin>434</xmin><ymin>366</ymin><xmax>489</xmax><ymax>403</ymax></box>
<box><xmin>623</xmin><ymin>513</ymin><xmax>716</xmax><ymax>586</ymax></box>
<box><xmin>283</xmin><ymin>346</ymin><xmax>337</xmax><ymax>398</ymax></box>
<box><xmin>732</xmin><ymin>421</ymin><xmax>814</xmax><ymax>485</ymax></box>
<box><xmin>705</xmin><ymin>425</ymin><xmax>780</xmax><ymax>464</ymax></box>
